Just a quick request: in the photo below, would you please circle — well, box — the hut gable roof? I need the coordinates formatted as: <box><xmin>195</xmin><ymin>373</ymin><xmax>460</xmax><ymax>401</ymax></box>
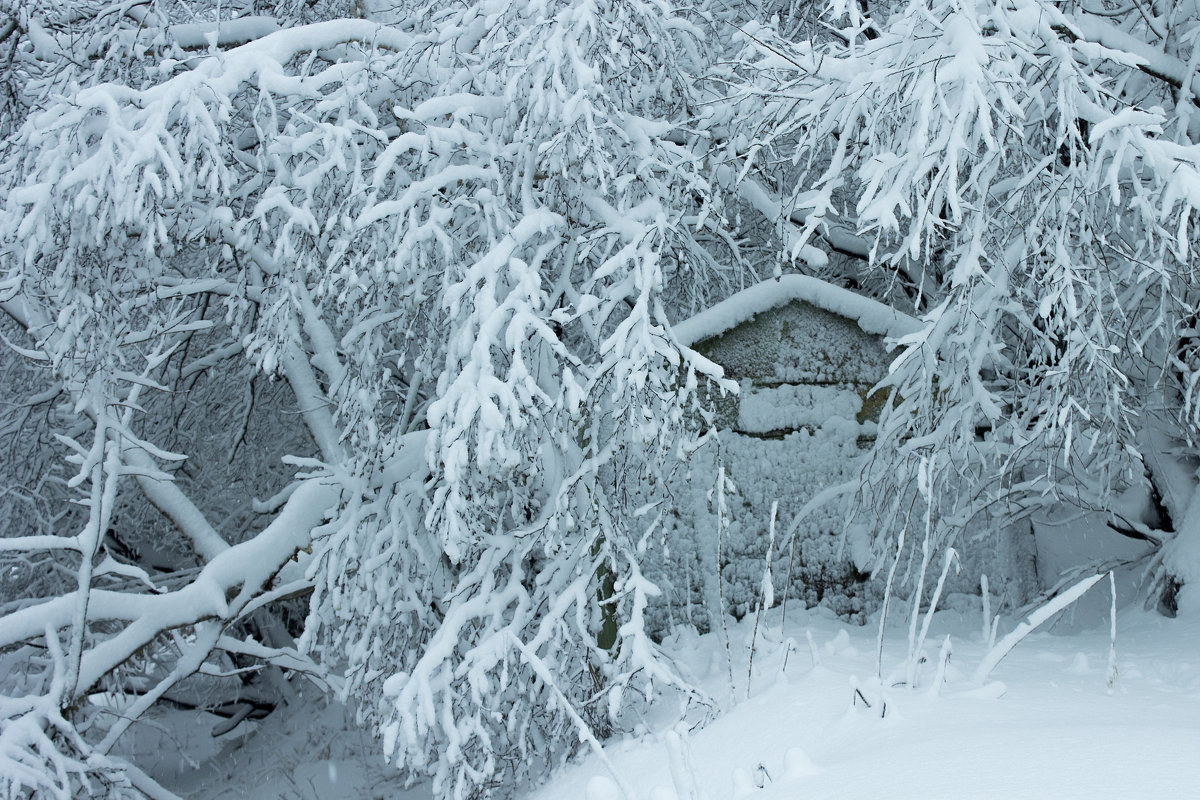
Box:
<box><xmin>673</xmin><ymin>275</ymin><xmax>921</xmax><ymax>348</ymax></box>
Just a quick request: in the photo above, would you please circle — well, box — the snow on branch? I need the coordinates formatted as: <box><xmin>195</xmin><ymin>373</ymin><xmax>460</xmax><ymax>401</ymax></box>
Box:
<box><xmin>0</xmin><ymin>479</ymin><xmax>336</xmax><ymax>693</ymax></box>
<box><xmin>731</xmin><ymin>0</ymin><xmax>1200</xmax><ymax>617</ymax></box>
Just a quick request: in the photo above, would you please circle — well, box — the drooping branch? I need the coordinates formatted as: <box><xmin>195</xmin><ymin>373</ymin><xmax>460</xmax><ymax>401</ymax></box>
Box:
<box><xmin>0</xmin><ymin>478</ymin><xmax>339</xmax><ymax>697</ymax></box>
<box><xmin>1</xmin><ymin>295</ymin><xmax>232</xmax><ymax>563</ymax></box>
<box><xmin>1063</xmin><ymin>13</ymin><xmax>1200</xmax><ymax>106</ymax></box>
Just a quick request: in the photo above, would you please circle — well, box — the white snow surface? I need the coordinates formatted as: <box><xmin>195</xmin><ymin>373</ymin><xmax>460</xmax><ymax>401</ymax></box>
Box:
<box><xmin>172</xmin><ymin>600</ymin><xmax>1200</xmax><ymax>799</ymax></box>
<box><xmin>532</xmin><ymin>603</ymin><xmax>1200</xmax><ymax>800</ymax></box>
<box><xmin>673</xmin><ymin>276</ymin><xmax>921</xmax><ymax>348</ymax></box>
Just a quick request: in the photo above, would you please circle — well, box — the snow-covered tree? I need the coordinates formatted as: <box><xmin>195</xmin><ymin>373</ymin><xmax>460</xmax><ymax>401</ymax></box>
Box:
<box><xmin>735</xmin><ymin>0</ymin><xmax>1200</xmax><ymax>606</ymax></box>
<box><xmin>292</xmin><ymin>0</ymin><xmax>742</xmax><ymax>793</ymax></box>
<box><xmin>0</xmin><ymin>0</ymin><xmax>744</xmax><ymax>795</ymax></box>
<box><xmin>9</xmin><ymin>0</ymin><xmax>1200</xmax><ymax>793</ymax></box>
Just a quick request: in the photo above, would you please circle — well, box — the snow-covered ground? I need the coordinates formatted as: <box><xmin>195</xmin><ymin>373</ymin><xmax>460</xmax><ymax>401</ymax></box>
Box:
<box><xmin>536</xmin><ymin>596</ymin><xmax>1200</xmax><ymax>800</ymax></box>
<box><xmin>155</xmin><ymin>588</ymin><xmax>1200</xmax><ymax>799</ymax></box>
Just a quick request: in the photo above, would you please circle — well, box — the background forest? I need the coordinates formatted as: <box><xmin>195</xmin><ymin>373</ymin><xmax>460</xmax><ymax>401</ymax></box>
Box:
<box><xmin>2</xmin><ymin>0</ymin><xmax>1200</xmax><ymax>797</ymax></box>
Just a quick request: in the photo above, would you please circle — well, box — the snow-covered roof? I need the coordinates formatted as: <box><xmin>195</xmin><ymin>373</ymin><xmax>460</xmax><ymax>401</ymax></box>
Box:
<box><xmin>673</xmin><ymin>275</ymin><xmax>921</xmax><ymax>347</ymax></box>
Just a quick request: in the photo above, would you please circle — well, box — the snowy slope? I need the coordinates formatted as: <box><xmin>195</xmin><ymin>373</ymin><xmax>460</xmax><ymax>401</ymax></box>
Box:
<box><xmin>529</xmin><ymin>603</ymin><xmax>1200</xmax><ymax>800</ymax></box>
<box><xmin>172</xmin><ymin>598</ymin><xmax>1200</xmax><ymax>799</ymax></box>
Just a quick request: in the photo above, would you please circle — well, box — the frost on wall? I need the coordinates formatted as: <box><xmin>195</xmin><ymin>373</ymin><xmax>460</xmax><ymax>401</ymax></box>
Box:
<box><xmin>689</xmin><ymin>299</ymin><xmax>898</xmax><ymax>437</ymax></box>
<box><xmin>699</xmin><ymin>301</ymin><xmax>892</xmax><ymax>386</ymax></box>
<box><xmin>643</xmin><ymin>427</ymin><xmax>878</xmax><ymax>634</ymax></box>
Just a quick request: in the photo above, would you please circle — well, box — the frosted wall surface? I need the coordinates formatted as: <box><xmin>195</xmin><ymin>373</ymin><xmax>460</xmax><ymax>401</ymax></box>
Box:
<box><xmin>697</xmin><ymin>301</ymin><xmax>891</xmax><ymax>386</ymax></box>
<box><xmin>643</xmin><ymin>426</ymin><xmax>879</xmax><ymax>635</ymax></box>
<box><xmin>641</xmin><ymin>301</ymin><xmax>884</xmax><ymax>632</ymax></box>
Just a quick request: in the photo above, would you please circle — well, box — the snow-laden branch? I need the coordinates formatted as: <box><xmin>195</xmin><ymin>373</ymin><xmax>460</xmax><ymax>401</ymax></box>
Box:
<box><xmin>728</xmin><ymin>0</ymin><xmax>1200</xmax><ymax>626</ymax></box>
<box><xmin>125</xmin><ymin>19</ymin><xmax>411</xmax><ymax>97</ymax></box>
<box><xmin>972</xmin><ymin>573</ymin><xmax>1108</xmax><ymax>684</ymax></box>
<box><xmin>0</xmin><ymin>295</ymin><xmax>232</xmax><ymax>563</ymax></box>
<box><xmin>121</xmin><ymin>445</ymin><xmax>229</xmax><ymax>562</ymax></box>
<box><xmin>158</xmin><ymin>17</ymin><xmax>282</xmax><ymax>51</ymax></box>
<box><xmin>0</xmin><ymin>478</ymin><xmax>337</xmax><ymax>696</ymax></box>
<box><xmin>1066</xmin><ymin>13</ymin><xmax>1200</xmax><ymax>105</ymax></box>
<box><xmin>29</xmin><ymin>7</ymin><xmax>282</xmax><ymax>58</ymax></box>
